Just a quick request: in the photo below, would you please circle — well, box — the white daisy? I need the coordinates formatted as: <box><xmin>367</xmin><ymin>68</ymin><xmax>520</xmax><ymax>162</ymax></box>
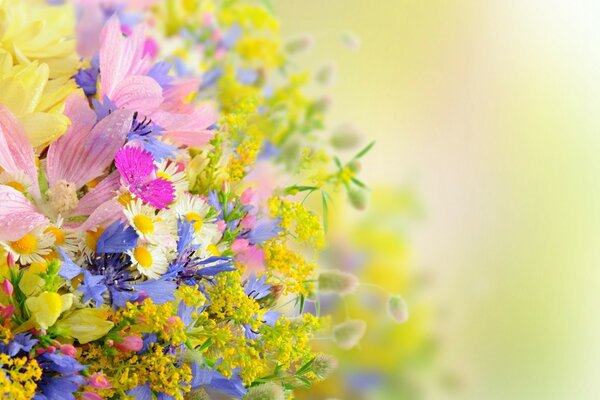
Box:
<box><xmin>156</xmin><ymin>160</ymin><xmax>188</xmax><ymax>195</ymax></box>
<box><xmin>172</xmin><ymin>193</ymin><xmax>221</xmax><ymax>247</ymax></box>
<box><xmin>127</xmin><ymin>242</ymin><xmax>169</xmax><ymax>279</ymax></box>
<box><xmin>1</xmin><ymin>226</ymin><xmax>54</xmax><ymax>265</ymax></box>
<box><xmin>44</xmin><ymin>216</ymin><xmax>79</xmax><ymax>257</ymax></box>
<box><xmin>0</xmin><ymin>170</ymin><xmax>32</xmax><ymax>195</ymax></box>
<box><xmin>123</xmin><ymin>199</ymin><xmax>176</xmax><ymax>246</ymax></box>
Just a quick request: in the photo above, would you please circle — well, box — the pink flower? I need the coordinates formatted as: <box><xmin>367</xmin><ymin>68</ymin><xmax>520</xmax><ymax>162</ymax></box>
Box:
<box><xmin>89</xmin><ymin>372</ymin><xmax>112</xmax><ymax>389</ymax></box>
<box><xmin>60</xmin><ymin>344</ymin><xmax>77</xmax><ymax>358</ymax></box>
<box><xmin>114</xmin><ymin>146</ymin><xmax>175</xmax><ymax>209</ymax></box>
<box><xmin>240</xmin><ymin>214</ymin><xmax>256</xmax><ymax>230</ymax></box>
<box><xmin>0</xmin><ymin>304</ymin><xmax>14</xmax><ymax>319</ymax></box>
<box><xmin>240</xmin><ymin>187</ymin><xmax>254</xmax><ymax>205</ymax></box>
<box><xmin>114</xmin><ymin>335</ymin><xmax>143</xmax><ymax>352</ymax></box>
<box><xmin>1</xmin><ymin>279</ymin><xmax>13</xmax><ymax>297</ymax></box>
<box><xmin>231</xmin><ymin>238</ymin><xmax>249</xmax><ymax>253</ymax></box>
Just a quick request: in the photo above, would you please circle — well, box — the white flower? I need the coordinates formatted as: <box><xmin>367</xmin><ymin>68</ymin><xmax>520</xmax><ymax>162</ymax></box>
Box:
<box><xmin>172</xmin><ymin>193</ymin><xmax>221</xmax><ymax>248</ymax></box>
<box><xmin>127</xmin><ymin>243</ymin><xmax>169</xmax><ymax>279</ymax></box>
<box><xmin>1</xmin><ymin>225</ymin><xmax>54</xmax><ymax>265</ymax></box>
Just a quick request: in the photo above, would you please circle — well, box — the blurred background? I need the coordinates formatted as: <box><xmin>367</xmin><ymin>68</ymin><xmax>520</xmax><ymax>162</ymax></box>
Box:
<box><xmin>274</xmin><ymin>1</ymin><xmax>600</xmax><ymax>399</ymax></box>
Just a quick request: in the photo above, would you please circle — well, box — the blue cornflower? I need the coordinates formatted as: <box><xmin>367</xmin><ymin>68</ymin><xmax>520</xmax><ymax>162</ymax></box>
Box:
<box><xmin>56</xmin><ymin>247</ymin><xmax>82</xmax><ymax>280</ymax></box>
<box><xmin>95</xmin><ymin>220</ymin><xmax>138</xmax><ymax>254</ymax></box>
<box><xmin>190</xmin><ymin>363</ymin><xmax>247</xmax><ymax>399</ymax></box>
<box><xmin>0</xmin><ymin>332</ymin><xmax>37</xmax><ymax>356</ymax></box>
<box><xmin>244</xmin><ymin>274</ymin><xmax>272</xmax><ymax>300</ymax></box>
<box><xmin>80</xmin><ymin>270</ymin><xmax>108</xmax><ymax>307</ymax></box>
<box><xmin>236</xmin><ymin>68</ymin><xmax>259</xmax><ymax>85</ymax></box>
<box><xmin>148</xmin><ymin>61</ymin><xmax>174</xmax><ymax>88</ymax></box>
<box><xmin>128</xmin><ymin>112</ymin><xmax>178</xmax><ymax>161</ymax></box>
<box><xmin>200</xmin><ymin>66</ymin><xmax>224</xmax><ymax>89</ymax></box>
<box><xmin>247</xmin><ymin>218</ymin><xmax>282</xmax><ymax>245</ymax></box>
<box><xmin>33</xmin><ymin>375</ymin><xmax>87</xmax><ymax>400</ymax></box>
<box><xmin>73</xmin><ymin>55</ymin><xmax>99</xmax><ymax>96</ymax></box>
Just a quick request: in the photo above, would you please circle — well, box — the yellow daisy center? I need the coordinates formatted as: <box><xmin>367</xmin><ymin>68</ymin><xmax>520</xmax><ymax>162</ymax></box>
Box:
<box><xmin>5</xmin><ymin>180</ymin><xmax>25</xmax><ymax>192</ymax></box>
<box><xmin>133</xmin><ymin>214</ymin><xmax>155</xmax><ymax>235</ymax></box>
<box><xmin>10</xmin><ymin>234</ymin><xmax>38</xmax><ymax>254</ymax></box>
<box><xmin>134</xmin><ymin>247</ymin><xmax>153</xmax><ymax>269</ymax></box>
<box><xmin>156</xmin><ymin>171</ymin><xmax>172</xmax><ymax>181</ymax></box>
<box><xmin>45</xmin><ymin>226</ymin><xmax>65</xmax><ymax>246</ymax></box>
<box><xmin>185</xmin><ymin>212</ymin><xmax>203</xmax><ymax>233</ymax></box>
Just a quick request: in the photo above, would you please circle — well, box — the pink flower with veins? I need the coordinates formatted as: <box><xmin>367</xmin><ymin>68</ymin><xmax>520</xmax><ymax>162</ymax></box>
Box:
<box><xmin>0</xmin><ymin>95</ymin><xmax>133</xmax><ymax>242</ymax></box>
<box><xmin>97</xmin><ymin>15</ymin><xmax>217</xmax><ymax>147</ymax></box>
<box><xmin>89</xmin><ymin>372</ymin><xmax>112</xmax><ymax>389</ymax></box>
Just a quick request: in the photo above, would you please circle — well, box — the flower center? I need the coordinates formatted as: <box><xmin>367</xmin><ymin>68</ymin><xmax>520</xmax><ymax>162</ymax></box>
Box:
<box><xmin>45</xmin><ymin>226</ymin><xmax>65</xmax><ymax>246</ymax></box>
<box><xmin>10</xmin><ymin>234</ymin><xmax>38</xmax><ymax>254</ymax></box>
<box><xmin>156</xmin><ymin>171</ymin><xmax>171</xmax><ymax>181</ymax></box>
<box><xmin>134</xmin><ymin>247</ymin><xmax>153</xmax><ymax>268</ymax></box>
<box><xmin>46</xmin><ymin>180</ymin><xmax>79</xmax><ymax>214</ymax></box>
<box><xmin>133</xmin><ymin>215</ymin><xmax>154</xmax><ymax>235</ymax></box>
<box><xmin>118</xmin><ymin>192</ymin><xmax>133</xmax><ymax>206</ymax></box>
<box><xmin>185</xmin><ymin>212</ymin><xmax>203</xmax><ymax>233</ymax></box>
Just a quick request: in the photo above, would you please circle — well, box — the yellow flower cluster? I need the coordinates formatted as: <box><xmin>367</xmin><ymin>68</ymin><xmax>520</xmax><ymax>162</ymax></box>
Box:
<box><xmin>269</xmin><ymin>197</ymin><xmax>325</xmax><ymax>249</ymax></box>
<box><xmin>0</xmin><ymin>354</ymin><xmax>42</xmax><ymax>400</ymax></box>
<box><xmin>263</xmin><ymin>239</ymin><xmax>316</xmax><ymax>296</ymax></box>
<box><xmin>117</xmin><ymin>299</ymin><xmax>187</xmax><ymax>345</ymax></box>
<box><xmin>206</xmin><ymin>271</ymin><xmax>260</xmax><ymax>324</ymax></box>
<box><xmin>176</xmin><ymin>284</ymin><xmax>207</xmax><ymax>308</ymax></box>
<box><xmin>259</xmin><ymin>313</ymin><xmax>320</xmax><ymax>370</ymax></box>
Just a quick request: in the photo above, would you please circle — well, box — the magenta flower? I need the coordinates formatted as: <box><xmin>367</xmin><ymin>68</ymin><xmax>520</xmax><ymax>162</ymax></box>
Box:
<box><xmin>114</xmin><ymin>146</ymin><xmax>175</xmax><ymax>209</ymax></box>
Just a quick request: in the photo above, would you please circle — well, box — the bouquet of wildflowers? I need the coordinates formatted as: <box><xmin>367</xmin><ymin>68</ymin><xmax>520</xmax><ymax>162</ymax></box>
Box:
<box><xmin>0</xmin><ymin>1</ymin><xmax>378</xmax><ymax>399</ymax></box>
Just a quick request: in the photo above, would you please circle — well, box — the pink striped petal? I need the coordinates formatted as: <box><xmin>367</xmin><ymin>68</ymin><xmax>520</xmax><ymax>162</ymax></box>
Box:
<box><xmin>0</xmin><ymin>185</ymin><xmax>47</xmax><ymax>242</ymax></box>
<box><xmin>111</xmin><ymin>75</ymin><xmax>163</xmax><ymax>116</ymax></box>
<box><xmin>99</xmin><ymin>16</ymin><xmax>152</xmax><ymax>99</ymax></box>
<box><xmin>0</xmin><ymin>106</ymin><xmax>39</xmax><ymax>199</ymax></box>
<box><xmin>70</xmin><ymin>171</ymin><xmax>121</xmax><ymax>217</ymax></box>
<box><xmin>47</xmin><ymin>95</ymin><xmax>133</xmax><ymax>189</ymax></box>
<box><xmin>154</xmin><ymin>104</ymin><xmax>217</xmax><ymax>147</ymax></box>
<box><xmin>78</xmin><ymin>199</ymin><xmax>123</xmax><ymax>232</ymax></box>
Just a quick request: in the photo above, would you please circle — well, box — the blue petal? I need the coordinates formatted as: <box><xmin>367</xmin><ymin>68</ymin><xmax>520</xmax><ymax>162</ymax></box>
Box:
<box><xmin>96</xmin><ymin>220</ymin><xmax>138</xmax><ymax>254</ymax></box>
<box><xmin>127</xmin><ymin>383</ymin><xmax>152</xmax><ymax>400</ymax></box>
<box><xmin>56</xmin><ymin>247</ymin><xmax>82</xmax><ymax>280</ymax></box>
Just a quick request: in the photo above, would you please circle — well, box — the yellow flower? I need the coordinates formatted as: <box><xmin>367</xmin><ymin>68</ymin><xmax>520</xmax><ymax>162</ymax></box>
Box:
<box><xmin>0</xmin><ymin>0</ymin><xmax>79</xmax><ymax>149</ymax></box>
<box><xmin>54</xmin><ymin>308</ymin><xmax>114</xmax><ymax>344</ymax></box>
<box><xmin>25</xmin><ymin>291</ymin><xmax>73</xmax><ymax>330</ymax></box>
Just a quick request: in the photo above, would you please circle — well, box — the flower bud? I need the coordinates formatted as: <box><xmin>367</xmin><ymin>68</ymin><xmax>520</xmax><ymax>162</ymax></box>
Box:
<box><xmin>1</xmin><ymin>279</ymin><xmax>13</xmax><ymax>297</ymax></box>
<box><xmin>316</xmin><ymin>62</ymin><xmax>336</xmax><ymax>86</ymax></box>
<box><xmin>6</xmin><ymin>252</ymin><xmax>15</xmax><ymax>267</ymax></box>
<box><xmin>243</xmin><ymin>382</ymin><xmax>285</xmax><ymax>400</ymax></box>
<box><xmin>81</xmin><ymin>393</ymin><xmax>103</xmax><ymax>400</ymax></box>
<box><xmin>312</xmin><ymin>354</ymin><xmax>338</xmax><ymax>380</ymax></box>
<box><xmin>114</xmin><ymin>335</ymin><xmax>143</xmax><ymax>352</ymax></box>
<box><xmin>318</xmin><ymin>270</ymin><xmax>359</xmax><ymax>296</ymax></box>
<box><xmin>387</xmin><ymin>294</ymin><xmax>409</xmax><ymax>324</ymax></box>
<box><xmin>0</xmin><ymin>304</ymin><xmax>14</xmax><ymax>319</ymax></box>
<box><xmin>285</xmin><ymin>34</ymin><xmax>314</xmax><ymax>54</ymax></box>
<box><xmin>60</xmin><ymin>344</ymin><xmax>77</xmax><ymax>357</ymax></box>
<box><xmin>347</xmin><ymin>187</ymin><xmax>368</xmax><ymax>211</ymax></box>
<box><xmin>332</xmin><ymin>319</ymin><xmax>367</xmax><ymax>350</ymax></box>
<box><xmin>89</xmin><ymin>372</ymin><xmax>112</xmax><ymax>389</ymax></box>
<box><xmin>341</xmin><ymin>31</ymin><xmax>362</xmax><ymax>50</ymax></box>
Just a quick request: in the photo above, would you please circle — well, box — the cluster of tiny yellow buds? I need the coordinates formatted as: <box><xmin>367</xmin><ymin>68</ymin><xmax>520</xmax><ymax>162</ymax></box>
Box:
<box><xmin>206</xmin><ymin>271</ymin><xmax>260</xmax><ymax>324</ymax></box>
<box><xmin>0</xmin><ymin>354</ymin><xmax>42</xmax><ymax>400</ymax></box>
<box><xmin>268</xmin><ymin>198</ymin><xmax>325</xmax><ymax>249</ymax></box>
<box><xmin>116</xmin><ymin>300</ymin><xmax>187</xmax><ymax>346</ymax></box>
<box><xmin>176</xmin><ymin>285</ymin><xmax>207</xmax><ymax>308</ymax></box>
<box><xmin>263</xmin><ymin>239</ymin><xmax>316</xmax><ymax>296</ymax></box>
<box><xmin>258</xmin><ymin>313</ymin><xmax>320</xmax><ymax>371</ymax></box>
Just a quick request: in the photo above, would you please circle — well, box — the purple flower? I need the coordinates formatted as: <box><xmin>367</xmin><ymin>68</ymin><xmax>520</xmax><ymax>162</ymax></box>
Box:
<box><xmin>80</xmin><ymin>270</ymin><xmax>108</xmax><ymax>306</ymax></box>
<box><xmin>244</xmin><ymin>274</ymin><xmax>271</xmax><ymax>300</ymax></box>
<box><xmin>96</xmin><ymin>220</ymin><xmax>138</xmax><ymax>254</ymax></box>
<box><xmin>1</xmin><ymin>332</ymin><xmax>37</xmax><ymax>356</ymax></box>
<box><xmin>56</xmin><ymin>247</ymin><xmax>82</xmax><ymax>280</ymax></box>
<box><xmin>190</xmin><ymin>363</ymin><xmax>247</xmax><ymax>399</ymax></box>
<box><xmin>247</xmin><ymin>218</ymin><xmax>282</xmax><ymax>245</ymax></box>
<box><xmin>73</xmin><ymin>55</ymin><xmax>99</xmax><ymax>96</ymax></box>
<box><xmin>114</xmin><ymin>146</ymin><xmax>175</xmax><ymax>209</ymax></box>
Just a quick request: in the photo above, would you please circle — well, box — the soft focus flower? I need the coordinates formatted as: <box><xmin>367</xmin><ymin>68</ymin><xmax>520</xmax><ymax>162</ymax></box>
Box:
<box><xmin>25</xmin><ymin>291</ymin><xmax>73</xmax><ymax>330</ymax></box>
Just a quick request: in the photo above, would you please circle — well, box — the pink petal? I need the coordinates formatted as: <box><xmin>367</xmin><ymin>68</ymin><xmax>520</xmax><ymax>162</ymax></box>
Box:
<box><xmin>133</xmin><ymin>178</ymin><xmax>174</xmax><ymax>209</ymax></box>
<box><xmin>111</xmin><ymin>75</ymin><xmax>163</xmax><ymax>115</ymax></box>
<box><xmin>0</xmin><ymin>106</ymin><xmax>39</xmax><ymax>199</ymax></box>
<box><xmin>99</xmin><ymin>16</ymin><xmax>152</xmax><ymax>99</ymax></box>
<box><xmin>161</xmin><ymin>78</ymin><xmax>201</xmax><ymax>108</ymax></box>
<box><xmin>70</xmin><ymin>171</ymin><xmax>121</xmax><ymax>217</ymax></box>
<box><xmin>76</xmin><ymin>5</ymin><xmax>104</xmax><ymax>58</ymax></box>
<box><xmin>154</xmin><ymin>104</ymin><xmax>217</xmax><ymax>147</ymax></box>
<box><xmin>0</xmin><ymin>185</ymin><xmax>47</xmax><ymax>242</ymax></box>
<box><xmin>78</xmin><ymin>199</ymin><xmax>123</xmax><ymax>232</ymax></box>
<box><xmin>47</xmin><ymin>95</ymin><xmax>133</xmax><ymax>189</ymax></box>
<box><xmin>114</xmin><ymin>146</ymin><xmax>155</xmax><ymax>186</ymax></box>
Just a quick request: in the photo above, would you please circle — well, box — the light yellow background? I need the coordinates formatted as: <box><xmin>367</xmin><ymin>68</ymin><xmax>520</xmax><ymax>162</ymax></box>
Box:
<box><xmin>275</xmin><ymin>1</ymin><xmax>600</xmax><ymax>399</ymax></box>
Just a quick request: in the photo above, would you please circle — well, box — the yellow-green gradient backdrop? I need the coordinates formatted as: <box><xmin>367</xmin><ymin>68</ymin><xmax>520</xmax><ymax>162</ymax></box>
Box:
<box><xmin>275</xmin><ymin>1</ymin><xmax>600</xmax><ymax>399</ymax></box>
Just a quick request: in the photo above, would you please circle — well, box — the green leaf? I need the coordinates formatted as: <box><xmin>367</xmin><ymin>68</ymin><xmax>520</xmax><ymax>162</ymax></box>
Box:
<box><xmin>333</xmin><ymin>156</ymin><xmax>343</xmax><ymax>170</ymax></box>
<box><xmin>321</xmin><ymin>191</ymin><xmax>329</xmax><ymax>233</ymax></box>
<box><xmin>296</xmin><ymin>357</ymin><xmax>315</xmax><ymax>376</ymax></box>
<box><xmin>351</xmin><ymin>177</ymin><xmax>368</xmax><ymax>189</ymax></box>
<box><xmin>285</xmin><ymin>185</ymin><xmax>319</xmax><ymax>195</ymax></box>
<box><xmin>353</xmin><ymin>140</ymin><xmax>375</xmax><ymax>159</ymax></box>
